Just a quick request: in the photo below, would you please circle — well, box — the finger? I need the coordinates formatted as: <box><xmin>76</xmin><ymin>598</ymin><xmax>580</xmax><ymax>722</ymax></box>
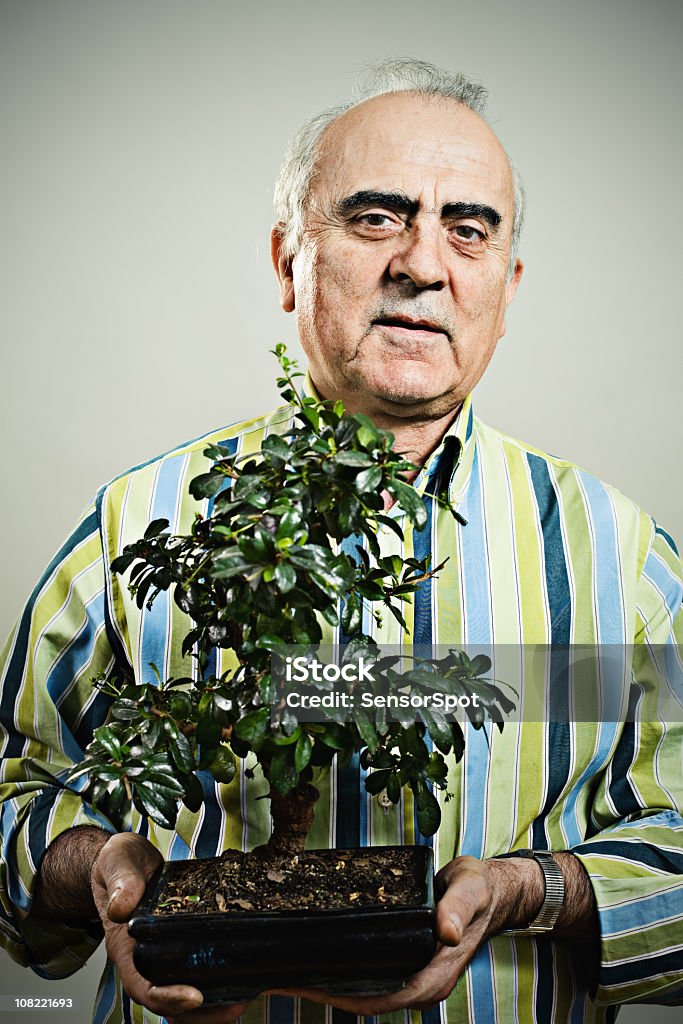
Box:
<box><xmin>271</xmin><ymin>960</ymin><xmax>459</xmax><ymax>1017</ymax></box>
<box><xmin>167</xmin><ymin>1001</ymin><xmax>250</xmax><ymax>1023</ymax></box>
<box><xmin>110</xmin><ymin>922</ymin><xmax>204</xmax><ymax>1016</ymax></box>
<box><xmin>92</xmin><ymin>834</ymin><xmax>162</xmax><ymax>922</ymax></box>
<box><xmin>434</xmin><ymin>858</ymin><xmax>489</xmax><ymax>946</ymax></box>
<box><xmin>272</xmin><ymin>988</ymin><xmax>406</xmax><ymax>1016</ymax></box>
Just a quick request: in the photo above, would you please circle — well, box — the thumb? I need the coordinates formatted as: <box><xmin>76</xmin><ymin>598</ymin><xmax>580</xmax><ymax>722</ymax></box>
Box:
<box><xmin>434</xmin><ymin>857</ymin><xmax>489</xmax><ymax>947</ymax></box>
<box><xmin>92</xmin><ymin>833</ymin><xmax>162</xmax><ymax>923</ymax></box>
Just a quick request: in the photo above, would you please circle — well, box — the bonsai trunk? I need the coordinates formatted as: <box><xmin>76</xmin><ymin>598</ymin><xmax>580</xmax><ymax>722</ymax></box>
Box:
<box><xmin>263</xmin><ymin>782</ymin><xmax>319</xmax><ymax>858</ymax></box>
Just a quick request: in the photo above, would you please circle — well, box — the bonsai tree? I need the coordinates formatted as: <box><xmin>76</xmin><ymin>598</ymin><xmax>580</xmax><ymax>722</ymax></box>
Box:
<box><xmin>70</xmin><ymin>347</ymin><xmax>514</xmax><ymax>858</ymax></box>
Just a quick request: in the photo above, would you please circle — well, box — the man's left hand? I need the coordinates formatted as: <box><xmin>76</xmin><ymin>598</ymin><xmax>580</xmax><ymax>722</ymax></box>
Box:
<box><xmin>273</xmin><ymin>855</ymin><xmax>538</xmax><ymax>1015</ymax></box>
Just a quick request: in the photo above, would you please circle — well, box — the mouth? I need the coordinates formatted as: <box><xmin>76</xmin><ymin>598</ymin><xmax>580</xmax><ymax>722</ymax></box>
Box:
<box><xmin>372</xmin><ymin>316</ymin><xmax>449</xmax><ymax>340</ymax></box>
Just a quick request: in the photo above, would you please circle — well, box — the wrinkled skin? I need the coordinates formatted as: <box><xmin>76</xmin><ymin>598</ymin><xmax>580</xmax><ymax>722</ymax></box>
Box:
<box><xmin>91</xmin><ymin>833</ymin><xmax>250</xmax><ymax>1023</ymax></box>
<box><xmin>92</xmin><ymin>834</ymin><xmax>530</xmax><ymax>1021</ymax></box>
<box><xmin>272</xmin><ymin>90</ymin><xmax>523</xmax><ymax>463</ymax></box>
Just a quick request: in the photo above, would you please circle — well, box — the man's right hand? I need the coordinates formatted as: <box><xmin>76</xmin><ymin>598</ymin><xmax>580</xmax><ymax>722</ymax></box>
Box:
<box><xmin>91</xmin><ymin>833</ymin><xmax>250</xmax><ymax>1022</ymax></box>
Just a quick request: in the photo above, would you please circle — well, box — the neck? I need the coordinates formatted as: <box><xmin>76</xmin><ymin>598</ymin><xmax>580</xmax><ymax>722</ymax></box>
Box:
<box><xmin>369</xmin><ymin>408</ymin><xmax>460</xmax><ymax>473</ymax></box>
<box><xmin>328</xmin><ymin>394</ymin><xmax>461</xmax><ymax>471</ymax></box>
<box><xmin>305</xmin><ymin>376</ymin><xmax>463</xmax><ymax>486</ymax></box>
<box><xmin>359</xmin><ymin>406</ymin><xmax>460</xmax><ymax>512</ymax></box>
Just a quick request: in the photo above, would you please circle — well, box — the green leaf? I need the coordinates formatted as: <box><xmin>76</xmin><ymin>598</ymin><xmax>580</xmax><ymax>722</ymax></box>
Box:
<box><xmin>208</xmin><ymin>745</ymin><xmax>237</xmax><ymax>784</ymax></box>
<box><xmin>94</xmin><ymin>726</ymin><xmax>122</xmax><ymax>760</ymax></box>
<box><xmin>211</xmin><ymin>555</ymin><xmax>252</xmax><ymax>580</ymax></box>
<box><xmin>352</xmin><ymin>414</ymin><xmax>380</xmax><ymax>448</ymax></box>
<box><xmin>262</xmin><ymin>434</ymin><xmax>292</xmax><ymax>461</ymax></box>
<box><xmin>274</xmin><ymin>562</ymin><xmax>297</xmax><ymax>593</ymax></box>
<box><xmin>426</xmin><ymin>751</ymin><xmax>449</xmax><ymax>786</ymax></box>
<box><xmin>320</xmin><ymin>603</ymin><xmax>339</xmax><ymax>627</ymax></box>
<box><xmin>364</xmin><ymin>768</ymin><xmax>391</xmax><ymax>795</ymax></box>
<box><xmin>196</xmin><ymin>714</ymin><xmax>221</xmax><ymax>756</ymax></box>
<box><xmin>166</xmin><ymin>726</ymin><xmax>194</xmax><ymax>775</ymax></box>
<box><xmin>353</xmin><ymin>709</ymin><xmax>379</xmax><ymax>753</ymax></box>
<box><xmin>302</xmin><ymin>406</ymin><xmax>320</xmax><ymax>432</ymax></box>
<box><xmin>180</xmin><ymin>772</ymin><xmax>204</xmax><ymax>813</ymax></box>
<box><xmin>144</xmin><ymin>518</ymin><xmax>170</xmax><ymax>539</ymax></box>
<box><xmin>386</xmin><ymin>601</ymin><xmax>409</xmax><ymax>631</ymax></box>
<box><xmin>294</xmin><ymin>732</ymin><xmax>313</xmax><ymax>772</ymax></box>
<box><xmin>375</xmin><ymin>514</ymin><xmax>405</xmax><ymax>541</ymax></box>
<box><xmin>369</xmin><ymin>747</ymin><xmax>396</xmax><ymax>770</ymax></box>
<box><xmin>386</xmin><ymin>771</ymin><xmax>401</xmax><ymax>804</ymax></box>
<box><xmin>355</xmin><ymin>465</ymin><xmax>382</xmax><ymax>493</ymax></box>
<box><xmin>189</xmin><ymin>471</ymin><xmax>225</xmax><ymax>500</ymax></box>
<box><xmin>170</xmin><ymin>693</ymin><xmax>193</xmax><ymax>720</ymax></box>
<box><xmin>341</xmin><ymin>594</ymin><xmax>362</xmax><ymax>636</ymax></box>
<box><xmin>335</xmin><ymin>452</ymin><xmax>374</xmax><ymax>468</ymax></box>
<box><xmin>110</xmin><ymin>700</ymin><xmax>142</xmax><ymax>722</ymax></box>
<box><xmin>421</xmin><ymin>707</ymin><xmax>453</xmax><ymax>755</ymax></box>
<box><xmin>401</xmin><ymin>724</ymin><xmax>430</xmax><ymax>759</ymax></box>
<box><xmin>451</xmin><ymin>721</ymin><xmax>465</xmax><ymax>762</ymax></box>
<box><xmin>470</xmin><ymin>654</ymin><xmax>492</xmax><ymax>677</ymax></box>
<box><xmin>133</xmin><ymin>781</ymin><xmax>179</xmax><ymax>830</ymax></box>
<box><xmin>255</xmin><ymin>633</ymin><xmax>285</xmax><ymax>651</ymax></box>
<box><xmin>110</xmin><ymin>552</ymin><xmax>136</xmax><ymax>575</ymax></box>
<box><xmin>270</xmin><ymin>724</ymin><xmax>302</xmax><ymax>746</ymax></box>
<box><xmin>203</xmin><ymin>443</ymin><xmax>238</xmax><ymax>462</ymax></box>
<box><xmin>238</xmin><ymin>529</ymin><xmax>271</xmax><ymax>562</ymax></box>
<box><xmin>276</xmin><ymin>508</ymin><xmax>303</xmax><ymax>539</ymax></box>
<box><xmin>318</xmin><ymin>722</ymin><xmax>353</xmax><ymax>750</ymax></box>
<box><xmin>415</xmin><ymin>786</ymin><xmax>441</xmax><ymax>837</ymax></box>
<box><xmin>233</xmin><ymin>707</ymin><xmax>270</xmax><ymax>745</ymax></box>
<box><xmin>391</xmin><ymin>481</ymin><xmax>428</xmax><ymax>530</ymax></box>
<box><xmin>141</xmin><ymin>769</ymin><xmax>186</xmax><ymax>796</ymax></box>
<box><xmin>269</xmin><ymin>746</ymin><xmax>299</xmax><ymax>795</ymax></box>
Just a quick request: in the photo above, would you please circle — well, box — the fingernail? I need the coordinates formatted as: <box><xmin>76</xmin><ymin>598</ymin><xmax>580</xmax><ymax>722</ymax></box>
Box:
<box><xmin>107</xmin><ymin>887</ymin><xmax>121</xmax><ymax>911</ymax></box>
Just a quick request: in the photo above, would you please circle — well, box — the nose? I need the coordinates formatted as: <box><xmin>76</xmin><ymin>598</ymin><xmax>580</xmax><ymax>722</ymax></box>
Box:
<box><xmin>387</xmin><ymin>218</ymin><xmax>449</xmax><ymax>290</ymax></box>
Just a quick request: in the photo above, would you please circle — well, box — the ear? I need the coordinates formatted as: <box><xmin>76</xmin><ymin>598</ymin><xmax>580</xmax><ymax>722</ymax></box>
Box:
<box><xmin>505</xmin><ymin>258</ymin><xmax>524</xmax><ymax>306</ymax></box>
<box><xmin>271</xmin><ymin>225</ymin><xmax>296</xmax><ymax>313</ymax></box>
<box><xmin>498</xmin><ymin>259</ymin><xmax>523</xmax><ymax>341</ymax></box>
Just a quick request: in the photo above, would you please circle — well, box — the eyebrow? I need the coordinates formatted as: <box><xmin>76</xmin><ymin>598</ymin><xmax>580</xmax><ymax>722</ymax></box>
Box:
<box><xmin>336</xmin><ymin>190</ymin><xmax>502</xmax><ymax>229</ymax></box>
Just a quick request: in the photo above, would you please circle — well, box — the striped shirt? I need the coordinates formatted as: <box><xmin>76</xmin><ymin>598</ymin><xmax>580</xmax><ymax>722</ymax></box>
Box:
<box><xmin>1</xmin><ymin>390</ymin><xmax>682</xmax><ymax>1024</ymax></box>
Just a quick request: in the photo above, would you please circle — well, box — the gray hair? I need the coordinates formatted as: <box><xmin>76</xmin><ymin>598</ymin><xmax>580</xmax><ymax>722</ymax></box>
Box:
<box><xmin>273</xmin><ymin>58</ymin><xmax>525</xmax><ymax>279</ymax></box>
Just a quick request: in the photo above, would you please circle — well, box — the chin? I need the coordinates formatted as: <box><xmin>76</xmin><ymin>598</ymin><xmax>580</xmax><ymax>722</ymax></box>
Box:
<box><xmin>369</xmin><ymin>385</ymin><xmax>460</xmax><ymax>421</ymax></box>
<box><xmin>365</xmin><ymin>367</ymin><xmax>451</xmax><ymax>406</ymax></box>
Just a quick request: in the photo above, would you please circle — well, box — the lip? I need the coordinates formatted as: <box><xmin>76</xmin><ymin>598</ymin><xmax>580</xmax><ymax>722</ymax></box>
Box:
<box><xmin>372</xmin><ymin>317</ymin><xmax>449</xmax><ymax>341</ymax></box>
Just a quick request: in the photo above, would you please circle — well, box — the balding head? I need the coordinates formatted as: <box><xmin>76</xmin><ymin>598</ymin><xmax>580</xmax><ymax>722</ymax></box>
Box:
<box><xmin>273</xmin><ymin>59</ymin><xmax>525</xmax><ymax>280</ymax></box>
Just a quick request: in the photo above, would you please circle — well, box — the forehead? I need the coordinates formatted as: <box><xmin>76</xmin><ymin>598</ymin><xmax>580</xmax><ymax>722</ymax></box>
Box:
<box><xmin>314</xmin><ymin>92</ymin><xmax>513</xmax><ymax>219</ymax></box>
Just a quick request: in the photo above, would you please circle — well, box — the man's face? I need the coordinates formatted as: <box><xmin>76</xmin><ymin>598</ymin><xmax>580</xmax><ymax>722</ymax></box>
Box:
<box><xmin>272</xmin><ymin>92</ymin><xmax>523</xmax><ymax>422</ymax></box>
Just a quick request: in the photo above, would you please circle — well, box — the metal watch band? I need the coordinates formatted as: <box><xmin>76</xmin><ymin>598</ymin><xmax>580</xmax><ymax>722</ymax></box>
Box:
<box><xmin>495</xmin><ymin>849</ymin><xmax>565</xmax><ymax>934</ymax></box>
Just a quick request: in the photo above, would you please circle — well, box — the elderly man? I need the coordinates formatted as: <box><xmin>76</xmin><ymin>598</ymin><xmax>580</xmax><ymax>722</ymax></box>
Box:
<box><xmin>1</xmin><ymin>60</ymin><xmax>681</xmax><ymax>1024</ymax></box>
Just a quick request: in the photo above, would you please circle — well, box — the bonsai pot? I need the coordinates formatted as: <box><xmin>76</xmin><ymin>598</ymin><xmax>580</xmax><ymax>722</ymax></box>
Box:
<box><xmin>129</xmin><ymin>845</ymin><xmax>436</xmax><ymax>1004</ymax></box>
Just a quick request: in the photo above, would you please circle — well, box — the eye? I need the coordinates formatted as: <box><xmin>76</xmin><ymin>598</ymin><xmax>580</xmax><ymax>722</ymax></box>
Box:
<box><xmin>454</xmin><ymin>224</ymin><xmax>485</xmax><ymax>242</ymax></box>
<box><xmin>356</xmin><ymin>212</ymin><xmax>397</xmax><ymax>228</ymax></box>
<box><xmin>349</xmin><ymin>209</ymin><xmax>405</xmax><ymax>236</ymax></box>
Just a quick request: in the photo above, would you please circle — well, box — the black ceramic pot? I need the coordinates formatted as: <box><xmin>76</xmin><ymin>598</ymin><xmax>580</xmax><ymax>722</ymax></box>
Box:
<box><xmin>129</xmin><ymin>845</ymin><xmax>436</xmax><ymax>1004</ymax></box>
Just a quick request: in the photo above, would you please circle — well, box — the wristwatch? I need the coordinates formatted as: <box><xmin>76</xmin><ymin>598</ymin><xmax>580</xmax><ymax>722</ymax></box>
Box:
<box><xmin>494</xmin><ymin>849</ymin><xmax>565</xmax><ymax>934</ymax></box>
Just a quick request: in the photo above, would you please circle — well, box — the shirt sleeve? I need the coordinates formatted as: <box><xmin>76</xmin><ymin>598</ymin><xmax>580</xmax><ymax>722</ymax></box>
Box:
<box><xmin>572</xmin><ymin>524</ymin><xmax>683</xmax><ymax>1006</ymax></box>
<box><xmin>0</xmin><ymin>497</ymin><xmax>119</xmax><ymax>978</ymax></box>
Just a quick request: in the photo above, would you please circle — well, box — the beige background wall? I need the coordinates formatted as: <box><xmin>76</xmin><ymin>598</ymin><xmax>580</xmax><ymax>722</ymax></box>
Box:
<box><xmin>1</xmin><ymin>0</ymin><xmax>681</xmax><ymax>1019</ymax></box>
